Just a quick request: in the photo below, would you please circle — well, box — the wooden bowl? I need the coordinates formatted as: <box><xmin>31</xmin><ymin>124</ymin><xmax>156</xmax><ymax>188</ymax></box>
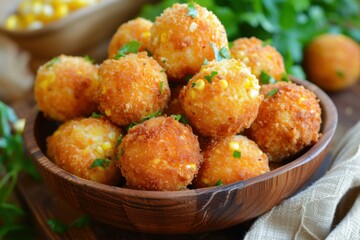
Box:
<box><xmin>24</xmin><ymin>78</ymin><xmax>337</xmax><ymax>234</ymax></box>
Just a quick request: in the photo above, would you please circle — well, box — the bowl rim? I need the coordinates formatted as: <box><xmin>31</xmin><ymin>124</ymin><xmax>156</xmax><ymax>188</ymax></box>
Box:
<box><xmin>24</xmin><ymin>77</ymin><xmax>338</xmax><ymax>199</ymax></box>
<box><xmin>0</xmin><ymin>0</ymin><xmax>122</xmax><ymax>36</ymax></box>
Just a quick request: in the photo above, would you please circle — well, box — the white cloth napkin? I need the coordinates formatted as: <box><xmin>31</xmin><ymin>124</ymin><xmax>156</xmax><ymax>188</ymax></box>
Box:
<box><xmin>245</xmin><ymin>120</ymin><xmax>360</xmax><ymax>240</ymax></box>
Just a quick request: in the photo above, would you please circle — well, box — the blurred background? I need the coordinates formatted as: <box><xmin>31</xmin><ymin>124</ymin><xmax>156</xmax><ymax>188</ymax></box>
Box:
<box><xmin>0</xmin><ymin>0</ymin><xmax>359</xmax><ymax>103</ymax></box>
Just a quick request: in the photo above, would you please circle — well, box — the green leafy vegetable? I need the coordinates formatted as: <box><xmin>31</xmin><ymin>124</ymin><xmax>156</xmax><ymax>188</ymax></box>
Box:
<box><xmin>266</xmin><ymin>88</ymin><xmax>278</xmax><ymax>98</ymax></box>
<box><xmin>233</xmin><ymin>151</ymin><xmax>241</xmax><ymax>159</ymax></box>
<box><xmin>187</xmin><ymin>2</ymin><xmax>198</xmax><ymax>18</ymax></box>
<box><xmin>171</xmin><ymin>114</ymin><xmax>190</xmax><ymax>125</ymax></box>
<box><xmin>204</xmin><ymin>71</ymin><xmax>218</xmax><ymax>83</ymax></box>
<box><xmin>114</xmin><ymin>41</ymin><xmax>141</xmax><ymax>59</ymax></box>
<box><xmin>84</xmin><ymin>55</ymin><xmax>95</xmax><ymax>63</ymax></box>
<box><xmin>260</xmin><ymin>71</ymin><xmax>276</xmax><ymax>84</ymax></box>
<box><xmin>91</xmin><ymin>112</ymin><xmax>102</xmax><ymax>118</ymax></box>
<box><xmin>281</xmin><ymin>73</ymin><xmax>290</xmax><ymax>82</ymax></box>
<box><xmin>45</xmin><ymin>57</ymin><xmax>60</xmax><ymax>68</ymax></box>
<box><xmin>126</xmin><ymin>111</ymin><xmax>162</xmax><ymax>132</ymax></box>
<box><xmin>116</xmin><ymin>134</ymin><xmax>123</xmax><ymax>148</ymax></box>
<box><xmin>210</xmin><ymin>42</ymin><xmax>230</xmax><ymax>61</ymax></box>
<box><xmin>214</xmin><ymin>179</ymin><xmax>223</xmax><ymax>186</ymax></box>
<box><xmin>184</xmin><ymin>74</ymin><xmax>193</xmax><ymax>82</ymax></box>
<box><xmin>47</xmin><ymin>215</ymin><xmax>89</xmax><ymax>234</ymax></box>
<box><xmin>89</xmin><ymin>158</ymin><xmax>111</xmax><ymax>169</ymax></box>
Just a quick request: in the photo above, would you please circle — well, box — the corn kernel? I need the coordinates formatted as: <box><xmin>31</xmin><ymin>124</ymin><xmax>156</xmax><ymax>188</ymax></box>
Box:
<box><xmin>219</xmin><ymin>79</ymin><xmax>228</xmax><ymax>89</ymax></box>
<box><xmin>141</xmin><ymin>31</ymin><xmax>151</xmax><ymax>39</ymax></box>
<box><xmin>298</xmin><ymin>97</ymin><xmax>305</xmax><ymax>103</ymax></box>
<box><xmin>95</xmin><ymin>146</ymin><xmax>104</xmax><ymax>155</ymax></box>
<box><xmin>53</xmin><ymin>3</ymin><xmax>69</xmax><ymax>19</ymax></box>
<box><xmin>194</xmin><ymin>79</ymin><xmax>205</xmax><ymax>90</ymax></box>
<box><xmin>101</xmin><ymin>142</ymin><xmax>112</xmax><ymax>151</ymax></box>
<box><xmin>244</xmin><ymin>79</ymin><xmax>251</xmax><ymax>89</ymax></box>
<box><xmin>105</xmin><ymin>109</ymin><xmax>111</xmax><ymax>116</ymax></box>
<box><xmin>186</xmin><ymin>164</ymin><xmax>196</xmax><ymax>170</ymax></box>
<box><xmin>229</xmin><ymin>141</ymin><xmax>240</xmax><ymax>151</ymax></box>
<box><xmin>5</xmin><ymin>15</ymin><xmax>22</xmax><ymax>30</ymax></box>
<box><xmin>190</xmin><ymin>89</ymin><xmax>196</xmax><ymax>99</ymax></box>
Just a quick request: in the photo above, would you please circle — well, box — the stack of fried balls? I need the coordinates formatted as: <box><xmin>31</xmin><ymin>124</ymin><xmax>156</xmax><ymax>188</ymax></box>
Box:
<box><xmin>35</xmin><ymin>3</ymin><xmax>322</xmax><ymax>191</ymax></box>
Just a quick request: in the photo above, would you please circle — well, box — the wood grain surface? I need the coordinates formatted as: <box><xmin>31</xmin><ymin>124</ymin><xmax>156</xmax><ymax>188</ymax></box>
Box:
<box><xmin>20</xmin><ymin>78</ymin><xmax>338</xmax><ymax>237</ymax></box>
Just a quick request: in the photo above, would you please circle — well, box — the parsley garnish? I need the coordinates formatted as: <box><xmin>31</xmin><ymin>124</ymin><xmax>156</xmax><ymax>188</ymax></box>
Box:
<box><xmin>281</xmin><ymin>73</ymin><xmax>290</xmax><ymax>82</ymax></box>
<box><xmin>187</xmin><ymin>2</ymin><xmax>198</xmax><ymax>19</ymax></box>
<box><xmin>119</xmin><ymin>148</ymin><xmax>124</xmax><ymax>157</ymax></box>
<box><xmin>84</xmin><ymin>55</ymin><xmax>95</xmax><ymax>63</ymax></box>
<box><xmin>145</xmin><ymin>48</ymin><xmax>152</xmax><ymax>57</ymax></box>
<box><xmin>114</xmin><ymin>41</ymin><xmax>141</xmax><ymax>59</ymax></box>
<box><xmin>45</xmin><ymin>57</ymin><xmax>60</xmax><ymax>68</ymax></box>
<box><xmin>91</xmin><ymin>112</ymin><xmax>102</xmax><ymax>118</ymax></box>
<box><xmin>191</xmin><ymin>82</ymin><xmax>196</xmax><ymax>88</ymax></box>
<box><xmin>210</xmin><ymin>42</ymin><xmax>230</xmax><ymax>61</ymax></box>
<box><xmin>203</xmin><ymin>58</ymin><xmax>209</xmax><ymax>65</ymax></box>
<box><xmin>266</xmin><ymin>88</ymin><xmax>278</xmax><ymax>98</ymax></box>
<box><xmin>260</xmin><ymin>71</ymin><xmax>276</xmax><ymax>84</ymax></box>
<box><xmin>184</xmin><ymin>74</ymin><xmax>193</xmax><ymax>82</ymax></box>
<box><xmin>214</xmin><ymin>179</ymin><xmax>223</xmax><ymax>186</ymax></box>
<box><xmin>171</xmin><ymin>114</ymin><xmax>182</xmax><ymax>121</ymax></box>
<box><xmin>159</xmin><ymin>81</ymin><xmax>164</xmax><ymax>94</ymax></box>
<box><xmin>47</xmin><ymin>216</ymin><xmax>89</xmax><ymax>234</ymax></box>
<box><xmin>233</xmin><ymin>151</ymin><xmax>241</xmax><ymax>159</ymax></box>
<box><xmin>204</xmin><ymin>71</ymin><xmax>218</xmax><ymax>83</ymax></box>
<box><xmin>171</xmin><ymin>114</ymin><xmax>190</xmax><ymax>125</ymax></box>
<box><xmin>89</xmin><ymin>158</ymin><xmax>111</xmax><ymax>169</ymax></box>
<box><xmin>116</xmin><ymin>134</ymin><xmax>123</xmax><ymax>147</ymax></box>
<box><xmin>126</xmin><ymin>111</ymin><xmax>162</xmax><ymax>132</ymax></box>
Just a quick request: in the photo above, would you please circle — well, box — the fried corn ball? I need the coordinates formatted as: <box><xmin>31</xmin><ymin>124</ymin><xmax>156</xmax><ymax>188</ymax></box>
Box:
<box><xmin>230</xmin><ymin>37</ymin><xmax>286</xmax><ymax>81</ymax></box>
<box><xmin>246</xmin><ymin>82</ymin><xmax>322</xmax><ymax>162</ymax></box>
<box><xmin>47</xmin><ymin>117</ymin><xmax>122</xmax><ymax>185</ymax></box>
<box><xmin>97</xmin><ymin>52</ymin><xmax>171</xmax><ymax>126</ymax></box>
<box><xmin>118</xmin><ymin>116</ymin><xmax>202</xmax><ymax>191</ymax></box>
<box><xmin>108</xmin><ymin>17</ymin><xmax>153</xmax><ymax>59</ymax></box>
<box><xmin>304</xmin><ymin>34</ymin><xmax>360</xmax><ymax>92</ymax></box>
<box><xmin>34</xmin><ymin>55</ymin><xmax>99</xmax><ymax>122</ymax></box>
<box><xmin>149</xmin><ymin>3</ymin><xmax>228</xmax><ymax>80</ymax></box>
<box><xmin>193</xmin><ymin>135</ymin><xmax>269</xmax><ymax>188</ymax></box>
<box><xmin>179</xmin><ymin>59</ymin><xmax>263</xmax><ymax>137</ymax></box>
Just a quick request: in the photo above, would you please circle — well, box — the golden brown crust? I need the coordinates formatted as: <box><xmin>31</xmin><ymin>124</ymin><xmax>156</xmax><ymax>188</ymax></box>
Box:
<box><xmin>47</xmin><ymin>117</ymin><xmax>122</xmax><ymax>185</ymax></box>
<box><xmin>34</xmin><ymin>55</ymin><xmax>99</xmax><ymax>122</ymax></box>
<box><xmin>230</xmin><ymin>37</ymin><xmax>285</xmax><ymax>81</ymax></box>
<box><xmin>108</xmin><ymin>17</ymin><xmax>153</xmax><ymax>59</ymax></box>
<box><xmin>97</xmin><ymin>53</ymin><xmax>171</xmax><ymax>126</ymax></box>
<box><xmin>149</xmin><ymin>3</ymin><xmax>228</xmax><ymax>80</ymax></box>
<box><xmin>118</xmin><ymin>116</ymin><xmax>202</xmax><ymax>191</ymax></box>
<box><xmin>193</xmin><ymin>135</ymin><xmax>269</xmax><ymax>188</ymax></box>
<box><xmin>179</xmin><ymin>59</ymin><xmax>263</xmax><ymax>137</ymax></box>
<box><xmin>304</xmin><ymin>34</ymin><xmax>360</xmax><ymax>91</ymax></box>
<box><xmin>246</xmin><ymin>82</ymin><xmax>322</xmax><ymax>162</ymax></box>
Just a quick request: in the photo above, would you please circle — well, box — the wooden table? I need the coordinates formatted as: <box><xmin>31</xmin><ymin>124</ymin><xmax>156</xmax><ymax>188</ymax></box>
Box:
<box><xmin>13</xmin><ymin>80</ymin><xmax>360</xmax><ymax>239</ymax></box>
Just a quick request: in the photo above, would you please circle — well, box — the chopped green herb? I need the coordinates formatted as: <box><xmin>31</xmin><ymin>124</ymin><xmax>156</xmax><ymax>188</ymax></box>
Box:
<box><xmin>126</xmin><ymin>122</ymin><xmax>138</xmax><ymax>132</ymax></box>
<box><xmin>204</xmin><ymin>71</ymin><xmax>218</xmax><ymax>83</ymax></box>
<box><xmin>179</xmin><ymin>185</ymin><xmax>186</xmax><ymax>190</ymax></box>
<box><xmin>119</xmin><ymin>148</ymin><xmax>124</xmax><ymax>157</ymax></box>
<box><xmin>281</xmin><ymin>73</ymin><xmax>290</xmax><ymax>82</ymax></box>
<box><xmin>179</xmin><ymin>114</ymin><xmax>190</xmax><ymax>125</ymax></box>
<box><xmin>145</xmin><ymin>48</ymin><xmax>152</xmax><ymax>57</ymax></box>
<box><xmin>203</xmin><ymin>58</ymin><xmax>209</xmax><ymax>65</ymax></box>
<box><xmin>171</xmin><ymin>114</ymin><xmax>182</xmax><ymax>121</ymax></box>
<box><xmin>159</xmin><ymin>81</ymin><xmax>164</xmax><ymax>94</ymax></box>
<box><xmin>260</xmin><ymin>71</ymin><xmax>276</xmax><ymax>84</ymax></box>
<box><xmin>336</xmin><ymin>70</ymin><xmax>345</xmax><ymax>79</ymax></box>
<box><xmin>89</xmin><ymin>158</ymin><xmax>111</xmax><ymax>169</ymax></box>
<box><xmin>91</xmin><ymin>112</ymin><xmax>102</xmax><ymax>118</ymax></box>
<box><xmin>161</xmin><ymin>58</ymin><xmax>167</xmax><ymax>63</ymax></box>
<box><xmin>214</xmin><ymin>179</ymin><xmax>223</xmax><ymax>186</ymax></box>
<box><xmin>187</xmin><ymin>2</ymin><xmax>198</xmax><ymax>19</ymax></box>
<box><xmin>266</xmin><ymin>88</ymin><xmax>278</xmax><ymax>98</ymax></box>
<box><xmin>47</xmin><ymin>216</ymin><xmax>89</xmax><ymax>234</ymax></box>
<box><xmin>233</xmin><ymin>151</ymin><xmax>241</xmax><ymax>159</ymax></box>
<box><xmin>116</xmin><ymin>134</ymin><xmax>123</xmax><ymax>147</ymax></box>
<box><xmin>191</xmin><ymin>82</ymin><xmax>196</xmax><ymax>88</ymax></box>
<box><xmin>84</xmin><ymin>55</ymin><xmax>95</xmax><ymax>63</ymax></box>
<box><xmin>184</xmin><ymin>74</ymin><xmax>193</xmax><ymax>82</ymax></box>
<box><xmin>141</xmin><ymin>110</ymin><xmax>162</xmax><ymax>122</ymax></box>
<box><xmin>210</xmin><ymin>42</ymin><xmax>230</xmax><ymax>62</ymax></box>
<box><xmin>45</xmin><ymin>57</ymin><xmax>60</xmax><ymax>68</ymax></box>
<box><xmin>114</xmin><ymin>41</ymin><xmax>141</xmax><ymax>59</ymax></box>
<box><xmin>114</xmin><ymin>154</ymin><xmax>119</xmax><ymax>162</ymax></box>
<box><xmin>228</xmin><ymin>41</ymin><xmax>234</xmax><ymax>49</ymax></box>
<box><xmin>161</xmin><ymin>69</ymin><xmax>166</xmax><ymax>73</ymax></box>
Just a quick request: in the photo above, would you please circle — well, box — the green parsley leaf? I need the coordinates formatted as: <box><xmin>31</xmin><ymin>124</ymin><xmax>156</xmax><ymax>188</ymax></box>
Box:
<box><xmin>191</xmin><ymin>82</ymin><xmax>196</xmax><ymax>88</ymax></box>
<box><xmin>187</xmin><ymin>2</ymin><xmax>198</xmax><ymax>19</ymax></box>
<box><xmin>114</xmin><ymin>41</ymin><xmax>141</xmax><ymax>59</ymax></box>
<box><xmin>184</xmin><ymin>74</ymin><xmax>193</xmax><ymax>82</ymax></box>
<box><xmin>116</xmin><ymin>134</ymin><xmax>123</xmax><ymax>147</ymax></box>
<box><xmin>214</xmin><ymin>179</ymin><xmax>223</xmax><ymax>186</ymax></box>
<box><xmin>179</xmin><ymin>114</ymin><xmax>190</xmax><ymax>125</ymax></box>
<box><xmin>260</xmin><ymin>71</ymin><xmax>276</xmax><ymax>84</ymax></box>
<box><xmin>336</xmin><ymin>70</ymin><xmax>345</xmax><ymax>79</ymax></box>
<box><xmin>210</xmin><ymin>42</ymin><xmax>230</xmax><ymax>62</ymax></box>
<box><xmin>91</xmin><ymin>112</ymin><xmax>102</xmax><ymax>118</ymax></box>
<box><xmin>45</xmin><ymin>57</ymin><xmax>60</xmax><ymax>68</ymax></box>
<box><xmin>159</xmin><ymin>81</ymin><xmax>164</xmax><ymax>94</ymax></box>
<box><xmin>171</xmin><ymin>114</ymin><xmax>182</xmax><ymax>121</ymax></box>
<box><xmin>126</xmin><ymin>122</ymin><xmax>138</xmax><ymax>132</ymax></box>
<box><xmin>204</xmin><ymin>71</ymin><xmax>218</xmax><ymax>83</ymax></box>
<box><xmin>145</xmin><ymin>48</ymin><xmax>152</xmax><ymax>57</ymax></box>
<box><xmin>141</xmin><ymin>110</ymin><xmax>162</xmax><ymax>122</ymax></box>
<box><xmin>47</xmin><ymin>219</ymin><xmax>70</xmax><ymax>233</ymax></box>
<box><xmin>84</xmin><ymin>55</ymin><xmax>95</xmax><ymax>63</ymax></box>
<box><xmin>233</xmin><ymin>151</ymin><xmax>241</xmax><ymax>159</ymax></box>
<box><xmin>281</xmin><ymin>73</ymin><xmax>290</xmax><ymax>82</ymax></box>
<box><xmin>89</xmin><ymin>158</ymin><xmax>111</xmax><ymax>169</ymax></box>
<box><xmin>119</xmin><ymin>148</ymin><xmax>124</xmax><ymax>157</ymax></box>
<box><xmin>203</xmin><ymin>58</ymin><xmax>209</xmax><ymax>65</ymax></box>
<box><xmin>266</xmin><ymin>88</ymin><xmax>278</xmax><ymax>98</ymax></box>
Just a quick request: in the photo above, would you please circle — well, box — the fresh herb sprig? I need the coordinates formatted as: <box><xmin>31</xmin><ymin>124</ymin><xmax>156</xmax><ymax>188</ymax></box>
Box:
<box><xmin>114</xmin><ymin>41</ymin><xmax>142</xmax><ymax>59</ymax></box>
